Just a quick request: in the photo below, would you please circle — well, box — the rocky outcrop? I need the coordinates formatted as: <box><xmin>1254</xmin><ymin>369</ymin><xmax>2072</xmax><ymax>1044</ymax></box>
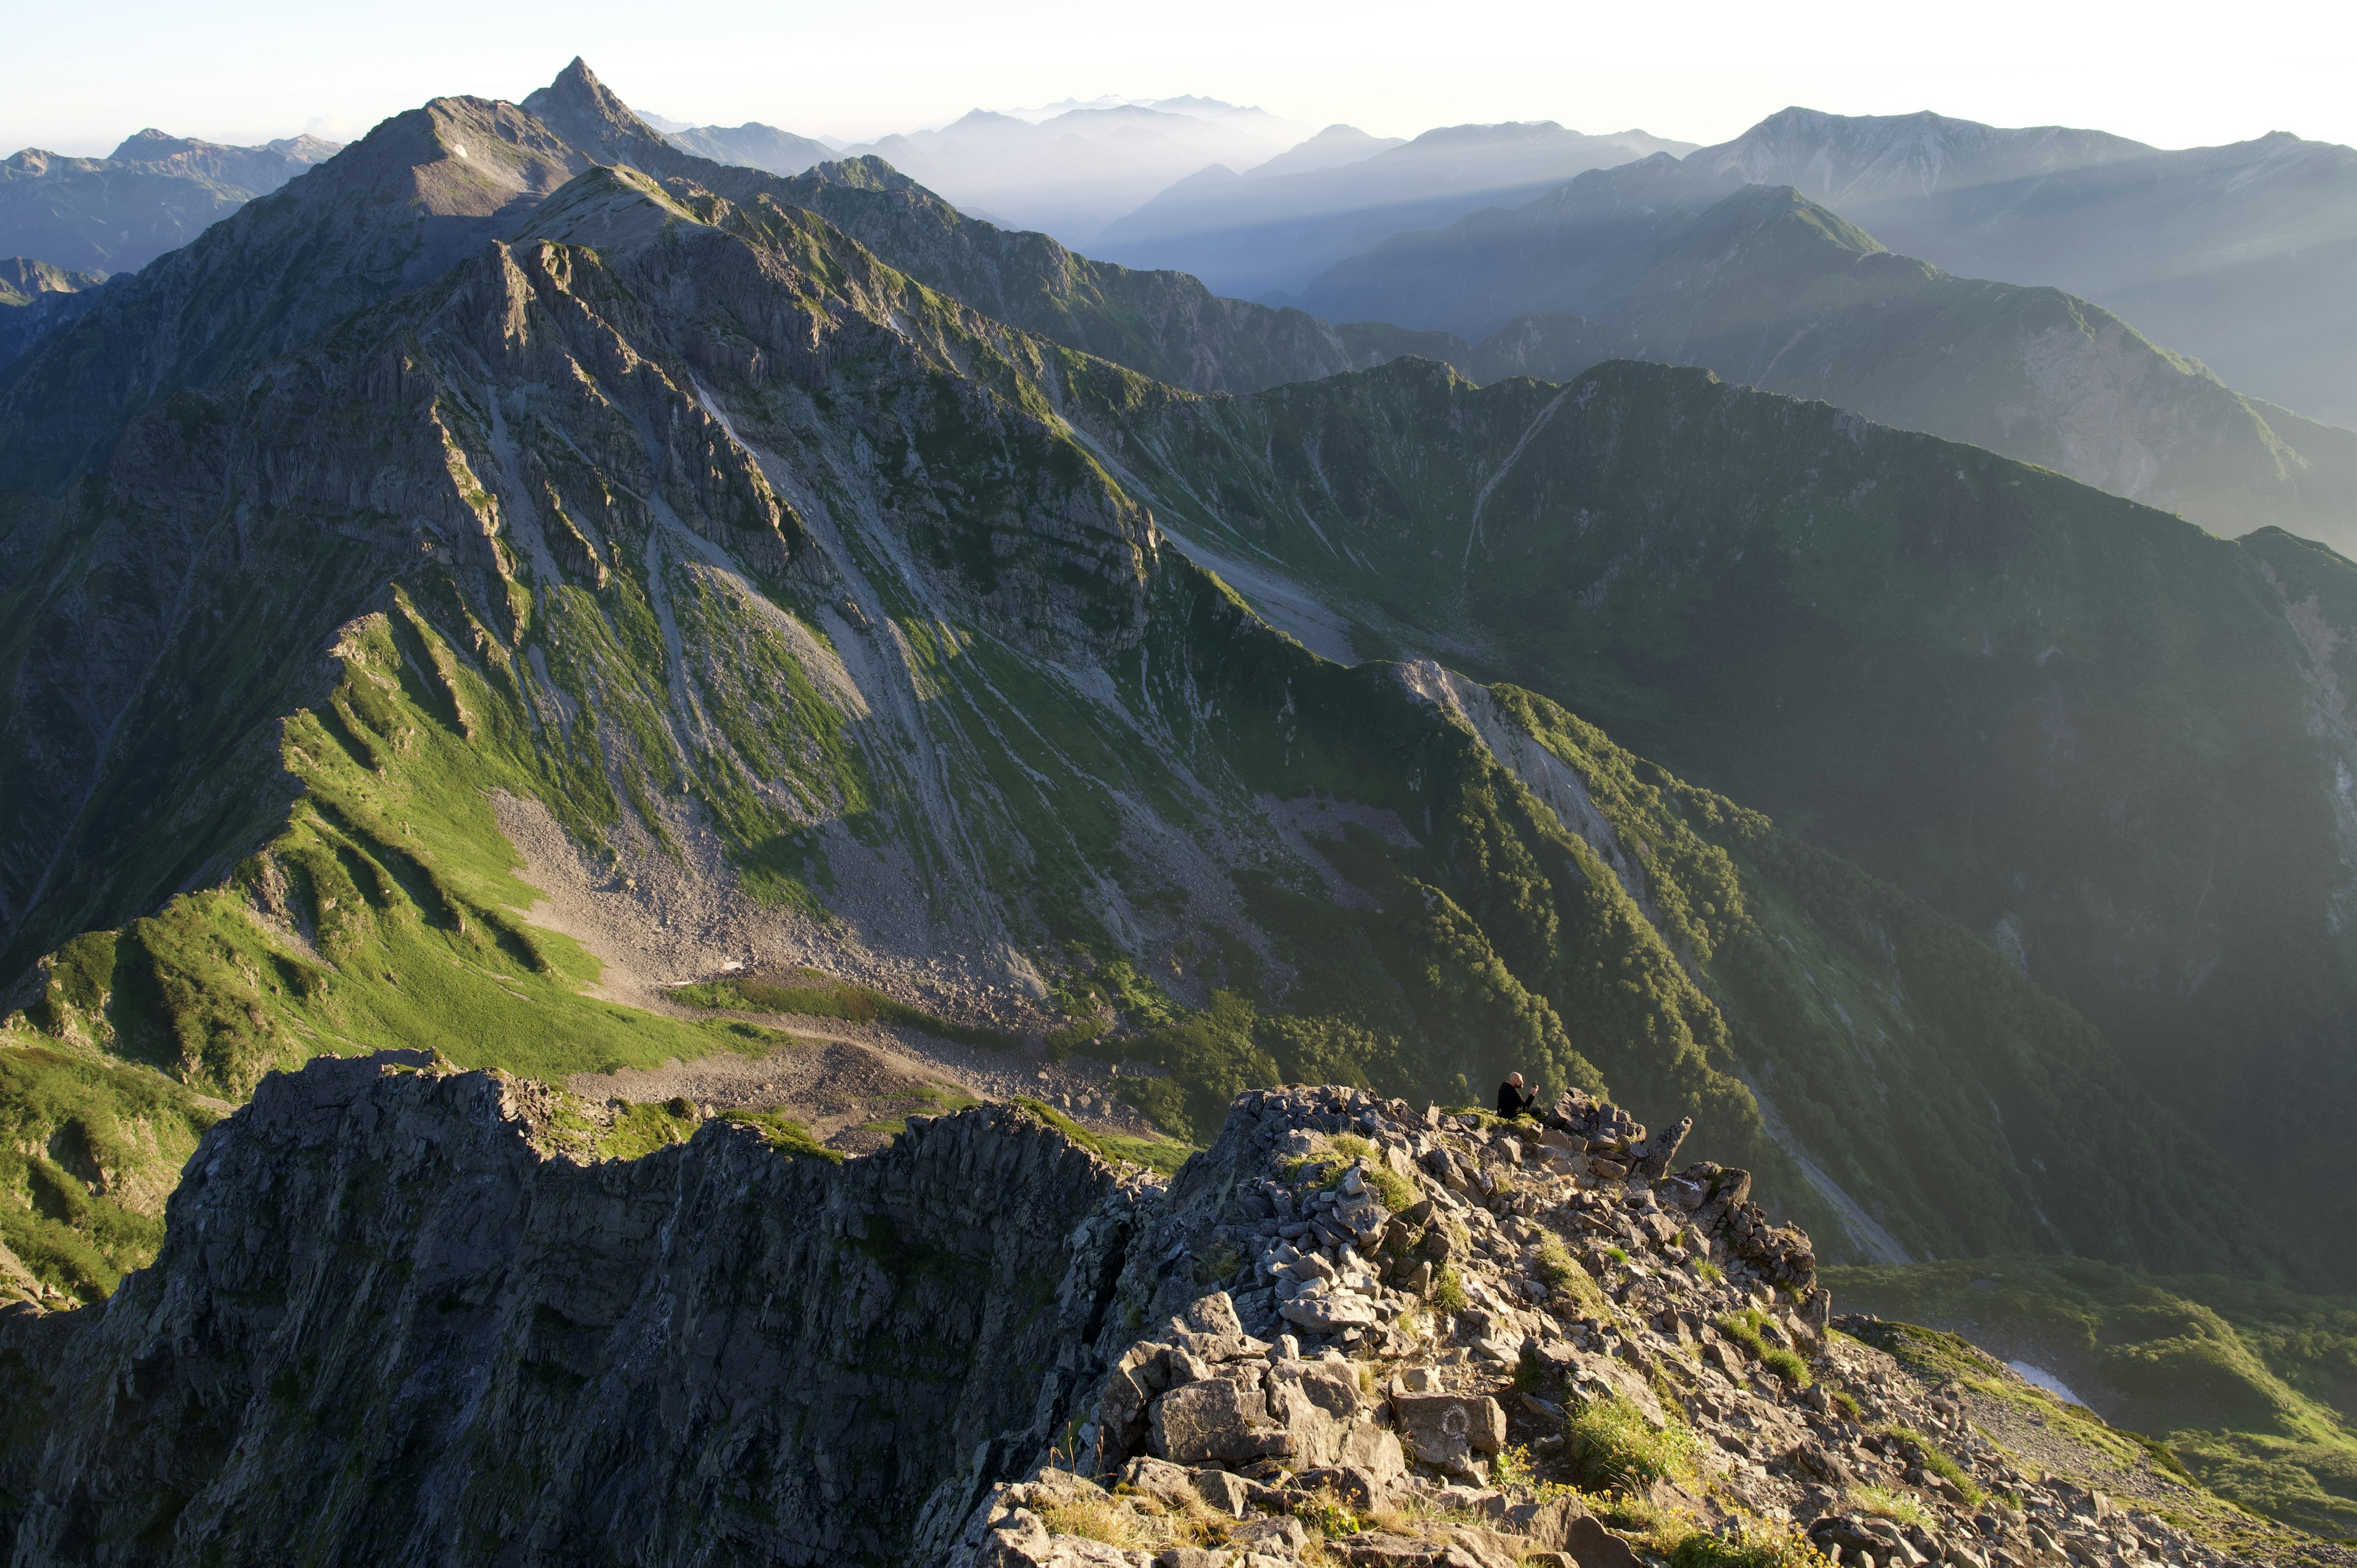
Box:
<box><xmin>0</xmin><ymin>1069</ymin><xmax>2282</xmax><ymax>1566</ymax></box>
<box><xmin>948</xmin><ymin>1084</ymin><xmax>2244</xmax><ymax>1568</ymax></box>
<box><xmin>0</xmin><ymin>1052</ymin><xmax>1147</xmax><ymax>1566</ymax></box>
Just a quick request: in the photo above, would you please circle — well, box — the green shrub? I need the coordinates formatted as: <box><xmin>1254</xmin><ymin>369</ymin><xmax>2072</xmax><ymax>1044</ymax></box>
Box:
<box><xmin>1015</xmin><ymin>1096</ymin><xmax>1192</xmax><ymax>1175</ymax></box>
<box><xmin>1666</xmin><ymin>1518</ymin><xmax>1828</xmax><ymax>1568</ymax></box>
<box><xmin>1563</xmin><ymin>1393</ymin><xmax>1699</xmax><ymax>1493</ymax></box>
<box><xmin>1762</xmin><ymin>1348</ymin><xmax>1813</xmax><ymax>1389</ymax></box>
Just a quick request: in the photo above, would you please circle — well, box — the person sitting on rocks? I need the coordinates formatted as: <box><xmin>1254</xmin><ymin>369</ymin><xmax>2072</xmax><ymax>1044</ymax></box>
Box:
<box><xmin>1496</xmin><ymin>1072</ymin><xmax>1538</xmax><ymax>1120</ymax></box>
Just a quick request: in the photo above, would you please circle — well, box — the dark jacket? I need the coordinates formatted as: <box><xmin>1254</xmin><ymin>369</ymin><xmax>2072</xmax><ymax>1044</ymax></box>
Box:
<box><xmin>1497</xmin><ymin>1080</ymin><xmax>1537</xmax><ymax>1118</ymax></box>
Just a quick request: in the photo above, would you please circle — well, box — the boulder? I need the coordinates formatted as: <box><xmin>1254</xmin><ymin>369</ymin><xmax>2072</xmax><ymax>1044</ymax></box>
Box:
<box><xmin>1117</xmin><ymin>1455</ymin><xmax>1201</xmax><ymax>1510</ymax></box>
<box><xmin>1565</xmin><ymin>1517</ymin><xmax>1642</xmax><ymax>1568</ymax></box>
<box><xmin>1150</xmin><ymin>1375</ymin><xmax>1293</xmax><ymax>1465</ymax></box>
<box><xmin>1392</xmin><ymin>1392</ymin><xmax>1507</xmax><ymax>1469</ymax></box>
<box><xmin>1190</xmin><ymin>1467</ymin><xmax>1252</xmax><ymax>1518</ymax></box>
<box><xmin>1231</xmin><ymin>1515</ymin><xmax>1311</xmax><ymax>1555</ymax></box>
<box><xmin>1476</xmin><ymin>1493</ymin><xmax>1593</xmax><ymax>1550</ymax></box>
<box><xmin>1281</xmin><ymin>1290</ymin><xmax>1379</xmax><ymax>1333</ymax></box>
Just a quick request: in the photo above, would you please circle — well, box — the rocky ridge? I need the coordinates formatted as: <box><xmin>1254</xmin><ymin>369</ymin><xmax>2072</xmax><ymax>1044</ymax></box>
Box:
<box><xmin>2</xmin><ymin>1058</ymin><xmax>2286</xmax><ymax>1566</ymax></box>
<box><xmin>952</xmin><ymin>1084</ymin><xmax>2264</xmax><ymax>1568</ymax></box>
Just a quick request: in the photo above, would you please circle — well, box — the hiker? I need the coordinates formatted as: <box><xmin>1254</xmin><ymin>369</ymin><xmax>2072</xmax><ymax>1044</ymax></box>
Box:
<box><xmin>1497</xmin><ymin>1072</ymin><xmax>1538</xmax><ymax>1119</ymax></box>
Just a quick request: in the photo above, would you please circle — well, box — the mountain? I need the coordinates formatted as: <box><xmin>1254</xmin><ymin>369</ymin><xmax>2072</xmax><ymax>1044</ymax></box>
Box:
<box><xmin>837</xmin><ymin>101</ymin><xmax>1310</xmax><ymax>245</ymax></box>
<box><xmin>1240</xmin><ymin>123</ymin><xmax>1406</xmax><ymax>179</ymax></box>
<box><xmin>0</xmin><ymin>257</ymin><xmax>100</xmax><ymax>306</ymax></box>
<box><xmin>1099</xmin><ymin>352</ymin><xmax>2357</xmax><ymax>1311</ymax></box>
<box><xmin>0</xmin><ymin>1063</ymin><xmax>2324</xmax><ymax>1564</ymax></box>
<box><xmin>662</xmin><ymin>120</ymin><xmax>834</xmax><ymax>176</ymax></box>
<box><xmin>766</xmin><ymin>156</ymin><xmax>1459</xmax><ymax>395</ymax></box>
<box><xmin>1089</xmin><ymin>122</ymin><xmax>1697</xmax><ymax>302</ymax></box>
<box><xmin>0</xmin><ymin>62</ymin><xmax>2293</xmax><ymax>1335</ymax></box>
<box><xmin>0</xmin><ymin>128</ymin><xmax>339</xmax><ymax>275</ymax></box>
<box><xmin>1301</xmin><ymin>176</ymin><xmax>2357</xmax><ymax>549</ymax></box>
<box><xmin>1477</xmin><ymin>106</ymin><xmax>2357</xmax><ymax>427</ymax></box>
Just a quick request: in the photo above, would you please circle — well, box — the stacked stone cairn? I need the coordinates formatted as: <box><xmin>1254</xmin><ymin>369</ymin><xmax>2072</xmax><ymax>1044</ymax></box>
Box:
<box><xmin>956</xmin><ymin>1086</ymin><xmax>2244</xmax><ymax>1568</ymax></box>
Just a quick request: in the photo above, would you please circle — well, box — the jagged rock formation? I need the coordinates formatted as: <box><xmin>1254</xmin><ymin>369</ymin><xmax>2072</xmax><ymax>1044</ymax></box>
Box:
<box><xmin>3</xmin><ymin>1065</ymin><xmax>2278</xmax><ymax>1566</ymax></box>
<box><xmin>0</xmin><ymin>1052</ymin><xmax>1144</xmax><ymax>1564</ymax></box>
<box><xmin>952</xmin><ymin>1084</ymin><xmax>2267</xmax><ymax>1568</ymax></box>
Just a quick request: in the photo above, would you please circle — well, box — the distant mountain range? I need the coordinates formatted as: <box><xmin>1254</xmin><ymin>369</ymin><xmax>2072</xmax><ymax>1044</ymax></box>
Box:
<box><xmin>829</xmin><ymin>97</ymin><xmax>1315</xmax><ymax>243</ymax></box>
<box><xmin>1304</xmin><ymin>104</ymin><xmax>2357</xmax><ymax>428</ymax></box>
<box><xmin>1298</xmin><ymin>172</ymin><xmax>2357</xmax><ymax>550</ymax></box>
<box><xmin>0</xmin><ymin>129</ymin><xmax>339</xmax><ymax>274</ymax></box>
<box><xmin>1091</xmin><ymin>121</ymin><xmax>1696</xmax><ymax>300</ymax></box>
<box><xmin>1680</xmin><ymin>109</ymin><xmax>2357</xmax><ymax>420</ymax></box>
<box><xmin>659</xmin><ymin>120</ymin><xmax>834</xmax><ymax>176</ymax></box>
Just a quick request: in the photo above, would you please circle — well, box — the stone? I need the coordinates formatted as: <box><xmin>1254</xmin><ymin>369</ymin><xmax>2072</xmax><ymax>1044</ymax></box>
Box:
<box><xmin>1393</xmin><ymin>1392</ymin><xmax>1508</xmax><ymax>1468</ymax></box>
<box><xmin>1564</xmin><ymin>1516</ymin><xmax>1642</xmax><ymax>1568</ymax></box>
<box><xmin>1282</xmin><ymin>1291</ymin><xmax>1379</xmax><ymax>1332</ymax></box>
<box><xmin>1119</xmin><ymin>1456</ymin><xmax>1202</xmax><ymax>1510</ymax></box>
<box><xmin>1336</xmin><ymin>1532</ymin><xmax>1446</xmax><ymax>1566</ymax></box>
<box><xmin>1150</xmin><ymin>1377</ymin><xmax>1293</xmax><ymax>1465</ymax></box>
<box><xmin>1232</xmin><ymin>1515</ymin><xmax>1312</xmax><ymax>1554</ymax></box>
<box><xmin>1190</xmin><ymin>1467</ymin><xmax>1252</xmax><ymax>1518</ymax></box>
<box><xmin>1441</xmin><ymin>1525</ymin><xmax>1533</xmax><ymax>1568</ymax></box>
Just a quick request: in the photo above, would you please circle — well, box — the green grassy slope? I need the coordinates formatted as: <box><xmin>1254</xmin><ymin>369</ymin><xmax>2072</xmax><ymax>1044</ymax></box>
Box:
<box><xmin>1833</xmin><ymin>1258</ymin><xmax>2357</xmax><ymax>1539</ymax></box>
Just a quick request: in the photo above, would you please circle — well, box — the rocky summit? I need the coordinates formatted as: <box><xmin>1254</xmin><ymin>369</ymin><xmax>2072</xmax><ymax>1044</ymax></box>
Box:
<box><xmin>1</xmin><ymin>1057</ymin><xmax>2280</xmax><ymax>1567</ymax></box>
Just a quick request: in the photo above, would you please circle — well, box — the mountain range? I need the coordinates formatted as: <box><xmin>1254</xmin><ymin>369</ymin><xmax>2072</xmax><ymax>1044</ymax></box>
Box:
<box><xmin>1298</xmin><ymin>173</ymin><xmax>2357</xmax><ymax>550</ymax></box>
<box><xmin>831</xmin><ymin>97</ymin><xmax>1314</xmax><ymax>244</ymax></box>
<box><xmin>10</xmin><ymin>56</ymin><xmax>2357</xmax><ymax>1547</ymax></box>
<box><xmin>1306</xmin><ymin>106</ymin><xmax>2357</xmax><ymax>428</ymax></box>
<box><xmin>1091</xmin><ymin>122</ymin><xmax>1696</xmax><ymax>301</ymax></box>
<box><xmin>0</xmin><ymin>128</ymin><xmax>339</xmax><ymax>274</ymax></box>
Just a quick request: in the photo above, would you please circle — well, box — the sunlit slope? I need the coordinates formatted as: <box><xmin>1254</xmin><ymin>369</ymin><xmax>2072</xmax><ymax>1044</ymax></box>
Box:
<box><xmin>0</xmin><ymin>159</ymin><xmax>2259</xmax><ymax>1303</ymax></box>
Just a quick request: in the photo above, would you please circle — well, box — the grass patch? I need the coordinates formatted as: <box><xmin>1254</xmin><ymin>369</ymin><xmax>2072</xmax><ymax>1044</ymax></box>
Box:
<box><xmin>596</xmin><ymin>1100</ymin><xmax>703</xmax><ymax>1161</ymax></box>
<box><xmin>1884</xmin><ymin>1426</ymin><xmax>1981</xmax><ymax>1505</ymax></box>
<box><xmin>1013</xmin><ymin>1096</ymin><xmax>1193</xmax><ymax>1175</ymax></box>
<box><xmin>1849</xmin><ymin>1484</ymin><xmax>1930</xmax><ymax>1527</ymax></box>
<box><xmin>1563</xmin><ymin>1392</ymin><xmax>1700</xmax><ymax>1493</ymax></box>
<box><xmin>1035</xmin><ymin>1494</ymin><xmax>1142</xmax><ymax>1548</ymax></box>
<box><xmin>1539</xmin><ymin>1233</ymin><xmax>1608</xmax><ymax>1310</ymax></box>
<box><xmin>670</xmin><ymin>973</ymin><xmax>1020</xmax><ymax>1051</ymax></box>
<box><xmin>1666</xmin><ymin>1516</ymin><xmax>1827</xmax><ymax>1568</ymax></box>
<box><xmin>1432</xmin><ymin>1264</ymin><xmax>1468</xmax><ymax>1313</ymax></box>
<box><xmin>719</xmin><ymin>1107</ymin><xmax>843</xmax><ymax>1162</ymax></box>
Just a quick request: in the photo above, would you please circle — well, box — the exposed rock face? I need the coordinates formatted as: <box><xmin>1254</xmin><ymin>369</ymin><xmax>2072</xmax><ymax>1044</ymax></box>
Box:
<box><xmin>949</xmin><ymin>1084</ymin><xmax>2247</xmax><ymax>1568</ymax></box>
<box><xmin>0</xmin><ymin>1071</ymin><xmax>2288</xmax><ymax>1566</ymax></box>
<box><xmin>0</xmin><ymin>1053</ymin><xmax>1145</xmax><ymax>1566</ymax></box>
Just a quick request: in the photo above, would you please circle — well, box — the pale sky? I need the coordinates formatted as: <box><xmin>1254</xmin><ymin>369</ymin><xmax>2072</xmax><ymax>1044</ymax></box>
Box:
<box><xmin>6</xmin><ymin>0</ymin><xmax>2353</xmax><ymax>158</ymax></box>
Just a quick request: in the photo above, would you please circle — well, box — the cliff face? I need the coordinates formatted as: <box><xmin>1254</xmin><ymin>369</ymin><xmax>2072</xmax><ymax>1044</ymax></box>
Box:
<box><xmin>0</xmin><ymin>1053</ymin><xmax>1144</xmax><ymax>1566</ymax></box>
